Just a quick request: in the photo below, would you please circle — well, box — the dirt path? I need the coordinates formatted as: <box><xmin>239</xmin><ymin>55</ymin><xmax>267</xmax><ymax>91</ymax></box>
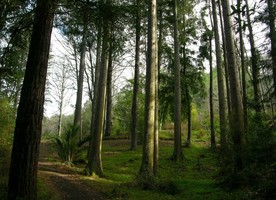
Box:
<box><xmin>38</xmin><ymin>141</ymin><xmax>106</xmax><ymax>200</ymax></box>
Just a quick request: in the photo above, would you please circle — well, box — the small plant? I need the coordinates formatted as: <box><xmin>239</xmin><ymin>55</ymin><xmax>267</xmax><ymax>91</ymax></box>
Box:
<box><xmin>53</xmin><ymin>124</ymin><xmax>87</xmax><ymax>166</ymax></box>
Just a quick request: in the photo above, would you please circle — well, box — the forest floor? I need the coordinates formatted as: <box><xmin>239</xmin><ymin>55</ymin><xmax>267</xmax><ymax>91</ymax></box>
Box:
<box><xmin>38</xmin><ymin>141</ymin><xmax>107</xmax><ymax>200</ymax></box>
<box><xmin>36</xmin><ymin>139</ymin><xmax>242</xmax><ymax>200</ymax></box>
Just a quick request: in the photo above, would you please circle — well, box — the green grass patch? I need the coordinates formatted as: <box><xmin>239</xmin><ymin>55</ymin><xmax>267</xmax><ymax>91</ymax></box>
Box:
<box><xmin>76</xmin><ymin>139</ymin><xmax>243</xmax><ymax>200</ymax></box>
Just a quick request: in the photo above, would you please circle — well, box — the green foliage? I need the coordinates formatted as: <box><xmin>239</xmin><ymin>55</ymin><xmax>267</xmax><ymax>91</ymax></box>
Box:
<box><xmin>53</xmin><ymin>124</ymin><xmax>87</xmax><ymax>166</ymax></box>
<box><xmin>113</xmin><ymin>79</ymin><xmax>145</xmax><ymax>137</ymax></box>
<box><xmin>217</xmin><ymin>114</ymin><xmax>276</xmax><ymax>199</ymax></box>
<box><xmin>243</xmin><ymin>114</ymin><xmax>276</xmax><ymax>199</ymax></box>
<box><xmin>96</xmin><ymin>140</ymin><xmax>240</xmax><ymax>200</ymax></box>
<box><xmin>0</xmin><ymin>97</ymin><xmax>15</xmax><ymax>145</ymax></box>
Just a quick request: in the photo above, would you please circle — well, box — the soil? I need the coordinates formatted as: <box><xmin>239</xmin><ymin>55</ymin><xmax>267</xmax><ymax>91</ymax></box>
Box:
<box><xmin>38</xmin><ymin>141</ymin><xmax>107</xmax><ymax>200</ymax></box>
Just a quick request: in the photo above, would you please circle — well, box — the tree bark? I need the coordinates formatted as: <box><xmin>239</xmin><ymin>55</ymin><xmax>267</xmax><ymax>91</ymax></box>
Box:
<box><xmin>130</xmin><ymin>0</ymin><xmax>141</xmax><ymax>150</ymax></box>
<box><xmin>237</xmin><ymin>0</ymin><xmax>248</xmax><ymax>132</ymax></box>
<box><xmin>221</xmin><ymin>0</ymin><xmax>245</xmax><ymax>171</ymax></box>
<box><xmin>8</xmin><ymin>0</ymin><xmax>56</xmax><ymax>199</ymax></box>
<box><xmin>267</xmin><ymin>0</ymin><xmax>276</xmax><ymax>98</ymax></box>
<box><xmin>105</xmin><ymin>41</ymin><xmax>113</xmax><ymax>137</ymax></box>
<box><xmin>184</xmin><ymin>71</ymin><xmax>191</xmax><ymax>146</ymax></box>
<box><xmin>244</xmin><ymin>0</ymin><xmax>261</xmax><ymax>112</ymax></box>
<box><xmin>172</xmin><ymin>0</ymin><xmax>183</xmax><ymax>162</ymax></box>
<box><xmin>73</xmin><ymin>11</ymin><xmax>88</xmax><ymax>139</ymax></box>
<box><xmin>87</xmin><ymin>26</ymin><xmax>102</xmax><ymax>159</ymax></box>
<box><xmin>57</xmin><ymin>64</ymin><xmax>67</xmax><ymax>137</ymax></box>
<box><xmin>139</xmin><ymin>0</ymin><xmax>157</xmax><ymax>179</ymax></box>
<box><xmin>209</xmin><ymin>36</ymin><xmax>216</xmax><ymax>149</ymax></box>
<box><xmin>154</xmin><ymin>1</ymin><xmax>164</xmax><ymax>175</ymax></box>
<box><xmin>211</xmin><ymin>0</ymin><xmax>227</xmax><ymax>149</ymax></box>
<box><xmin>87</xmin><ymin>16</ymin><xmax>109</xmax><ymax>177</ymax></box>
<box><xmin>218</xmin><ymin>0</ymin><xmax>231</xmax><ymax>117</ymax></box>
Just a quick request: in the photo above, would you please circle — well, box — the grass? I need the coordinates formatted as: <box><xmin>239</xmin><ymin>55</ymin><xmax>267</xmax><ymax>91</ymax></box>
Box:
<box><xmin>79</xmin><ymin>139</ymin><xmax>242</xmax><ymax>200</ymax></box>
<box><xmin>0</xmin><ymin>134</ymin><xmax>242</xmax><ymax>199</ymax></box>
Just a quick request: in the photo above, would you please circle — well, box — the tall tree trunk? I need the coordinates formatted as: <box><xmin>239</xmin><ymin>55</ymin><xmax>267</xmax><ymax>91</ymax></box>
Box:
<box><xmin>57</xmin><ymin>91</ymin><xmax>64</xmax><ymax>137</ymax></box>
<box><xmin>58</xmin><ymin>106</ymin><xmax>63</xmax><ymax>137</ymax></box>
<box><xmin>130</xmin><ymin>0</ymin><xmax>141</xmax><ymax>150</ymax></box>
<box><xmin>237</xmin><ymin>0</ymin><xmax>248</xmax><ymax>132</ymax></box>
<box><xmin>73</xmin><ymin>12</ymin><xmax>88</xmax><ymax>139</ymax></box>
<box><xmin>267</xmin><ymin>0</ymin><xmax>276</xmax><ymax>97</ymax></box>
<box><xmin>87</xmin><ymin>17</ymin><xmax>109</xmax><ymax>176</ymax></box>
<box><xmin>105</xmin><ymin>41</ymin><xmax>113</xmax><ymax>137</ymax></box>
<box><xmin>218</xmin><ymin>0</ymin><xmax>231</xmax><ymax>117</ymax></box>
<box><xmin>211</xmin><ymin>0</ymin><xmax>227</xmax><ymax>149</ymax></box>
<box><xmin>154</xmin><ymin>2</ymin><xmax>163</xmax><ymax>175</ymax></box>
<box><xmin>154</xmin><ymin>43</ymin><xmax>159</xmax><ymax>176</ymax></box>
<box><xmin>57</xmin><ymin>65</ymin><xmax>67</xmax><ymax>137</ymax></box>
<box><xmin>209</xmin><ymin>36</ymin><xmax>216</xmax><ymax>149</ymax></box>
<box><xmin>8</xmin><ymin>0</ymin><xmax>56</xmax><ymax>199</ymax></box>
<box><xmin>185</xmin><ymin>82</ymin><xmax>191</xmax><ymax>146</ymax></box>
<box><xmin>221</xmin><ymin>0</ymin><xmax>245</xmax><ymax>171</ymax></box>
<box><xmin>87</xmin><ymin>26</ymin><xmax>102</xmax><ymax>159</ymax></box>
<box><xmin>139</xmin><ymin>0</ymin><xmax>157</xmax><ymax>179</ymax></box>
<box><xmin>172</xmin><ymin>0</ymin><xmax>183</xmax><ymax>162</ymax></box>
<box><xmin>245</xmin><ymin>0</ymin><xmax>261</xmax><ymax>112</ymax></box>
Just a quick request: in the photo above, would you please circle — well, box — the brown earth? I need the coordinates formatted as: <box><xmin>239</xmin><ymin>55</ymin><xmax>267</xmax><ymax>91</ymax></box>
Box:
<box><xmin>38</xmin><ymin>141</ymin><xmax>107</xmax><ymax>200</ymax></box>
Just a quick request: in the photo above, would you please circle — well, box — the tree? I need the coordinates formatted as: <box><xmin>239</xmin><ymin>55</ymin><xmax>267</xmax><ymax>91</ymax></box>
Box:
<box><xmin>87</xmin><ymin>1</ymin><xmax>111</xmax><ymax>176</ymax></box>
<box><xmin>130</xmin><ymin>0</ymin><xmax>141</xmax><ymax>150</ymax></box>
<box><xmin>7</xmin><ymin>0</ymin><xmax>56</xmax><ymax>199</ymax></box>
<box><xmin>73</xmin><ymin>9</ymin><xmax>88</xmax><ymax>139</ymax></box>
<box><xmin>105</xmin><ymin>34</ymin><xmax>114</xmax><ymax>137</ymax></box>
<box><xmin>48</xmin><ymin>61</ymin><xmax>73</xmax><ymax>137</ymax></box>
<box><xmin>245</xmin><ymin>0</ymin><xmax>261</xmax><ymax>112</ymax></box>
<box><xmin>139</xmin><ymin>0</ymin><xmax>158</xmax><ymax>179</ymax></box>
<box><xmin>221</xmin><ymin>0</ymin><xmax>245</xmax><ymax>171</ymax></box>
<box><xmin>0</xmin><ymin>2</ymin><xmax>32</xmax><ymax>111</ymax></box>
<box><xmin>211</xmin><ymin>0</ymin><xmax>227</xmax><ymax>149</ymax></box>
<box><xmin>267</xmin><ymin>0</ymin><xmax>276</xmax><ymax>97</ymax></box>
<box><xmin>208</xmin><ymin>32</ymin><xmax>216</xmax><ymax>149</ymax></box>
<box><xmin>172</xmin><ymin>0</ymin><xmax>183</xmax><ymax>162</ymax></box>
<box><xmin>218</xmin><ymin>0</ymin><xmax>231</xmax><ymax>116</ymax></box>
<box><xmin>235</xmin><ymin>0</ymin><xmax>248</xmax><ymax>131</ymax></box>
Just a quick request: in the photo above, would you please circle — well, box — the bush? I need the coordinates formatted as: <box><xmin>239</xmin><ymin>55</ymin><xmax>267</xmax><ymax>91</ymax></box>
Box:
<box><xmin>217</xmin><ymin>114</ymin><xmax>276</xmax><ymax>199</ymax></box>
<box><xmin>53</xmin><ymin>124</ymin><xmax>88</xmax><ymax>166</ymax></box>
<box><xmin>243</xmin><ymin>114</ymin><xmax>276</xmax><ymax>199</ymax></box>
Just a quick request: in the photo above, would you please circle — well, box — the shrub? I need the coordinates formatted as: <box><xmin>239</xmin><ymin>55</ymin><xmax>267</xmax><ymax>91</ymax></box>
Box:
<box><xmin>53</xmin><ymin>124</ymin><xmax>88</xmax><ymax>166</ymax></box>
<box><xmin>243</xmin><ymin>114</ymin><xmax>276</xmax><ymax>199</ymax></box>
<box><xmin>217</xmin><ymin>113</ymin><xmax>276</xmax><ymax>199</ymax></box>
